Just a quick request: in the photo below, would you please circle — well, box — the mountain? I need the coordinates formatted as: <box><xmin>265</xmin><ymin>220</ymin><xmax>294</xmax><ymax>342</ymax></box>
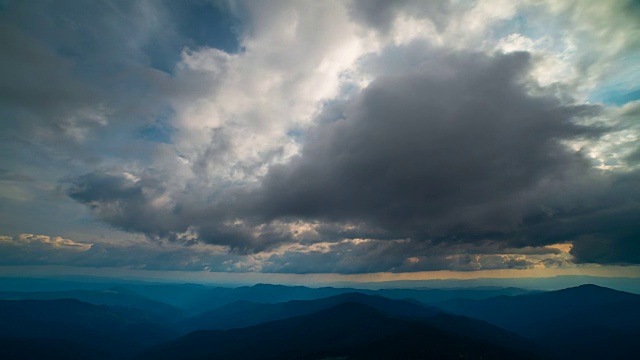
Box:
<box><xmin>138</xmin><ymin>302</ymin><xmax>542</xmax><ymax>360</ymax></box>
<box><xmin>374</xmin><ymin>286</ymin><xmax>536</xmax><ymax>303</ymax></box>
<box><xmin>342</xmin><ymin>276</ymin><xmax>640</xmax><ymax>293</ymax></box>
<box><xmin>0</xmin><ymin>299</ymin><xmax>178</xmax><ymax>359</ymax></box>
<box><xmin>0</xmin><ymin>288</ymin><xmax>186</xmax><ymax>322</ymax></box>
<box><xmin>0</xmin><ymin>277</ymin><xmax>538</xmax><ymax>314</ymax></box>
<box><xmin>118</xmin><ymin>283</ymin><xmax>222</xmax><ymax>311</ymax></box>
<box><xmin>436</xmin><ymin>284</ymin><xmax>640</xmax><ymax>331</ymax></box>
<box><xmin>165</xmin><ymin>283</ymin><xmax>355</xmax><ymax>313</ymax></box>
<box><xmin>126</xmin><ymin>282</ymin><xmax>536</xmax><ymax>314</ymax></box>
<box><xmin>435</xmin><ymin>284</ymin><xmax>640</xmax><ymax>359</ymax></box>
<box><xmin>180</xmin><ymin>292</ymin><xmax>440</xmax><ymax>332</ymax></box>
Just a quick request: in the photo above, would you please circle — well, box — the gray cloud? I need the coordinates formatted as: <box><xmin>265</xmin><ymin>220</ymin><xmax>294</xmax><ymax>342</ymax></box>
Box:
<box><xmin>348</xmin><ymin>0</ymin><xmax>454</xmax><ymax>34</ymax></box>
<box><xmin>260</xmin><ymin>239</ymin><xmax>569</xmax><ymax>274</ymax></box>
<box><xmin>65</xmin><ymin>48</ymin><xmax>635</xmax><ymax>271</ymax></box>
<box><xmin>0</xmin><ymin>169</ymin><xmax>34</xmax><ymax>182</ymax></box>
<box><xmin>4</xmin><ymin>1</ymin><xmax>638</xmax><ymax>273</ymax></box>
<box><xmin>250</xmin><ymin>50</ymin><xmax>600</xmax><ymax>240</ymax></box>
<box><xmin>0</xmin><ymin>233</ymin><xmax>570</xmax><ymax>273</ymax></box>
<box><xmin>67</xmin><ymin>171</ymin><xmax>185</xmax><ymax>239</ymax></box>
<box><xmin>0</xmin><ymin>233</ymin><xmax>247</xmax><ymax>272</ymax></box>
<box><xmin>66</xmin><ymin>170</ymin><xmax>298</xmax><ymax>253</ymax></box>
<box><xmin>525</xmin><ymin>169</ymin><xmax>640</xmax><ymax>264</ymax></box>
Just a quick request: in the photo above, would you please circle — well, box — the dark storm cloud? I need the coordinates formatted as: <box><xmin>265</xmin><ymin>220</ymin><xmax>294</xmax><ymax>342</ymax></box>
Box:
<box><xmin>67</xmin><ymin>171</ymin><xmax>188</xmax><ymax>240</ymax></box>
<box><xmin>250</xmin><ymin>51</ymin><xmax>599</xmax><ymax>240</ymax></box>
<box><xmin>67</xmin><ymin>171</ymin><xmax>295</xmax><ymax>253</ymax></box>
<box><xmin>521</xmin><ymin>169</ymin><xmax>640</xmax><ymax>264</ymax></box>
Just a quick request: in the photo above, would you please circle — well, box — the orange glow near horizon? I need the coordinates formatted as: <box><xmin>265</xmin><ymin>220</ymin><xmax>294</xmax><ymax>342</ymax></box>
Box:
<box><xmin>1</xmin><ymin>264</ymin><xmax>640</xmax><ymax>286</ymax></box>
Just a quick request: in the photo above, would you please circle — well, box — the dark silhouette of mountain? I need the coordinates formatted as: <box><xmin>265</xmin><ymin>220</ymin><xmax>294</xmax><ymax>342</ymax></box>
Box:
<box><xmin>0</xmin><ymin>287</ymin><xmax>186</xmax><ymax>322</ymax></box>
<box><xmin>525</xmin><ymin>300</ymin><xmax>640</xmax><ymax>359</ymax></box>
<box><xmin>181</xmin><ymin>292</ymin><xmax>541</xmax><ymax>356</ymax></box>
<box><xmin>180</xmin><ymin>292</ymin><xmax>440</xmax><ymax>332</ymax></box>
<box><xmin>138</xmin><ymin>302</ymin><xmax>542</xmax><ymax>360</ymax></box>
<box><xmin>435</xmin><ymin>284</ymin><xmax>640</xmax><ymax>359</ymax></box>
<box><xmin>0</xmin><ymin>299</ymin><xmax>179</xmax><ymax>359</ymax></box>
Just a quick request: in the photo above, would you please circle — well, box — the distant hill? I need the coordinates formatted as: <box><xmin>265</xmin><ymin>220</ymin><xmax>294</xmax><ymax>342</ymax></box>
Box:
<box><xmin>374</xmin><ymin>286</ymin><xmax>535</xmax><ymax>303</ymax></box>
<box><xmin>0</xmin><ymin>277</ymin><xmax>539</xmax><ymax>314</ymax></box>
<box><xmin>139</xmin><ymin>302</ymin><xmax>542</xmax><ymax>360</ymax></box>
<box><xmin>180</xmin><ymin>292</ymin><xmax>440</xmax><ymax>332</ymax></box>
<box><xmin>0</xmin><ymin>288</ymin><xmax>186</xmax><ymax>322</ymax></box>
<box><xmin>125</xmin><ymin>282</ymin><xmax>537</xmax><ymax>314</ymax></box>
<box><xmin>435</xmin><ymin>284</ymin><xmax>640</xmax><ymax>359</ymax></box>
<box><xmin>341</xmin><ymin>275</ymin><xmax>640</xmax><ymax>293</ymax></box>
<box><xmin>0</xmin><ymin>299</ymin><xmax>178</xmax><ymax>359</ymax></box>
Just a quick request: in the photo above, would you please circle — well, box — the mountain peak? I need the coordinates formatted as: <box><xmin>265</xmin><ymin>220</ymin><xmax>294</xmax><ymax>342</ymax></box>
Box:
<box><xmin>563</xmin><ymin>283</ymin><xmax>626</xmax><ymax>294</ymax></box>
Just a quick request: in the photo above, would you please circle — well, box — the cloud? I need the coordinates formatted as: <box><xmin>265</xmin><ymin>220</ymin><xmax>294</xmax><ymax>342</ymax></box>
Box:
<box><xmin>348</xmin><ymin>0</ymin><xmax>454</xmax><ymax>34</ymax></box>
<box><xmin>0</xmin><ymin>233</ymin><xmax>574</xmax><ymax>273</ymax></box>
<box><xmin>0</xmin><ymin>233</ymin><xmax>238</xmax><ymax>271</ymax></box>
<box><xmin>0</xmin><ymin>169</ymin><xmax>34</xmax><ymax>182</ymax></box>
<box><xmin>2</xmin><ymin>1</ymin><xmax>640</xmax><ymax>273</ymax></box>
<box><xmin>0</xmin><ymin>234</ymin><xmax>92</xmax><ymax>251</ymax></box>
<box><xmin>250</xmin><ymin>49</ymin><xmax>600</xmax><ymax>240</ymax></box>
<box><xmin>258</xmin><ymin>239</ymin><xmax>574</xmax><ymax>274</ymax></box>
<box><xmin>66</xmin><ymin>47</ymin><xmax>622</xmax><ymax>268</ymax></box>
<box><xmin>0</xmin><ymin>23</ymin><xmax>105</xmax><ymax>144</ymax></box>
<box><xmin>0</xmin><ymin>234</ymin><xmax>92</xmax><ymax>266</ymax></box>
<box><xmin>65</xmin><ymin>37</ymin><xmax>639</xmax><ymax>271</ymax></box>
<box><xmin>528</xmin><ymin>169</ymin><xmax>640</xmax><ymax>264</ymax></box>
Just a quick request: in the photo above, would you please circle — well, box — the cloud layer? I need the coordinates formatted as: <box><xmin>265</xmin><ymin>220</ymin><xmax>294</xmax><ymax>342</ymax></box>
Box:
<box><xmin>2</xmin><ymin>0</ymin><xmax>639</xmax><ymax>273</ymax></box>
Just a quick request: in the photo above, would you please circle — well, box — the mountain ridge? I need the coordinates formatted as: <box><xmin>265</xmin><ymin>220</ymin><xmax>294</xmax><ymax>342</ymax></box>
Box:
<box><xmin>139</xmin><ymin>301</ymin><xmax>542</xmax><ymax>360</ymax></box>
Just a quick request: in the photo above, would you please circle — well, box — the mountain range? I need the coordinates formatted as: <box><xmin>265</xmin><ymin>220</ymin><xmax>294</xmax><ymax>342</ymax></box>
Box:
<box><xmin>139</xmin><ymin>302</ymin><xmax>541</xmax><ymax>360</ymax></box>
<box><xmin>0</xmin><ymin>279</ymin><xmax>638</xmax><ymax>359</ymax></box>
<box><xmin>436</xmin><ymin>284</ymin><xmax>640</xmax><ymax>359</ymax></box>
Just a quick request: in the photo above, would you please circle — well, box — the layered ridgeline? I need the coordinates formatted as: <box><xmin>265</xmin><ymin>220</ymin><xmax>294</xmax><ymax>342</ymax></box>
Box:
<box><xmin>0</xmin><ymin>277</ymin><xmax>536</xmax><ymax>313</ymax></box>
<box><xmin>0</xmin><ymin>287</ymin><xmax>186</xmax><ymax>322</ymax></box>
<box><xmin>1</xmin><ymin>278</ymin><xmax>639</xmax><ymax>359</ymax></box>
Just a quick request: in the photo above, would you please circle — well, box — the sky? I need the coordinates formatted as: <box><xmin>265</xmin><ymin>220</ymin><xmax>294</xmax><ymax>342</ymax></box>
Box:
<box><xmin>1</xmin><ymin>0</ymin><xmax>640</xmax><ymax>282</ymax></box>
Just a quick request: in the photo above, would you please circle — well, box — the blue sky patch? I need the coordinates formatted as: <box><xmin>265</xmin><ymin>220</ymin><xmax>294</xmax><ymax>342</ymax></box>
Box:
<box><xmin>137</xmin><ymin>109</ymin><xmax>176</xmax><ymax>144</ymax></box>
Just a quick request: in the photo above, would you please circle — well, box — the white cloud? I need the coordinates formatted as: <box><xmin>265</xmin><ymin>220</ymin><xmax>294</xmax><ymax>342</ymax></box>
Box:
<box><xmin>1</xmin><ymin>234</ymin><xmax>92</xmax><ymax>251</ymax></box>
<box><xmin>163</xmin><ymin>1</ymin><xmax>376</xmax><ymax>190</ymax></box>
